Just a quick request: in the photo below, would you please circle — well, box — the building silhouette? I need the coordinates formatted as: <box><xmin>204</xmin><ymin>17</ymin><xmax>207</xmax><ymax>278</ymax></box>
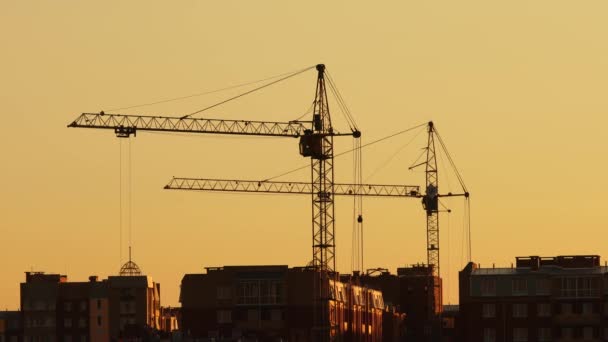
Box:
<box><xmin>459</xmin><ymin>255</ymin><xmax>608</xmax><ymax>341</ymax></box>
<box><xmin>342</xmin><ymin>265</ymin><xmax>442</xmax><ymax>342</ymax></box>
<box><xmin>0</xmin><ymin>310</ymin><xmax>22</xmax><ymax>342</ymax></box>
<box><xmin>19</xmin><ymin>267</ymin><xmax>160</xmax><ymax>342</ymax></box>
<box><xmin>179</xmin><ymin>265</ymin><xmax>403</xmax><ymax>341</ymax></box>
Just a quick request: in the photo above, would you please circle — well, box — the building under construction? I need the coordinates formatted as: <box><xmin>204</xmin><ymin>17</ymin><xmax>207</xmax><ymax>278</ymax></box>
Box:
<box><xmin>179</xmin><ymin>265</ymin><xmax>405</xmax><ymax>341</ymax></box>
<box><xmin>342</xmin><ymin>265</ymin><xmax>443</xmax><ymax>342</ymax></box>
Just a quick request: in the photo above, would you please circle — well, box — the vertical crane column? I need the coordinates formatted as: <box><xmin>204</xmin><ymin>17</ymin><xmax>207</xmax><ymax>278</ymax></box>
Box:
<box><xmin>310</xmin><ymin>63</ymin><xmax>336</xmax><ymax>273</ymax></box>
<box><xmin>299</xmin><ymin>64</ymin><xmax>336</xmax><ymax>341</ymax></box>
<box><xmin>424</xmin><ymin>122</ymin><xmax>439</xmax><ymax>278</ymax></box>
<box><xmin>422</xmin><ymin>122</ymin><xmax>441</xmax><ymax>325</ymax></box>
<box><xmin>313</xmin><ymin>64</ymin><xmax>335</xmax><ymax>341</ymax></box>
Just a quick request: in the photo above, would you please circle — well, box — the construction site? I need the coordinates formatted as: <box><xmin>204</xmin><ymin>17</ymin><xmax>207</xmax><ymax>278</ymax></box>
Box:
<box><xmin>4</xmin><ymin>2</ymin><xmax>608</xmax><ymax>341</ymax></box>
<box><xmin>59</xmin><ymin>64</ymin><xmax>472</xmax><ymax>341</ymax></box>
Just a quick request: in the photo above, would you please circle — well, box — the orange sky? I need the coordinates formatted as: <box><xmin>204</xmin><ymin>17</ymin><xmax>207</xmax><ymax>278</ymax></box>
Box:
<box><xmin>1</xmin><ymin>1</ymin><xmax>608</xmax><ymax>309</ymax></box>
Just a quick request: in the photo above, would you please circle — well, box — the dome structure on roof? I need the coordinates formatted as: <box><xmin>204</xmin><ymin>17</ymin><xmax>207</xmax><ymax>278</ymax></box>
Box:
<box><xmin>119</xmin><ymin>260</ymin><xmax>142</xmax><ymax>276</ymax></box>
<box><xmin>119</xmin><ymin>247</ymin><xmax>142</xmax><ymax>276</ymax></box>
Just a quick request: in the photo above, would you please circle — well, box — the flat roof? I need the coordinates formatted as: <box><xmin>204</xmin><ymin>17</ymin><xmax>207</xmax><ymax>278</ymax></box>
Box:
<box><xmin>471</xmin><ymin>265</ymin><xmax>608</xmax><ymax>276</ymax></box>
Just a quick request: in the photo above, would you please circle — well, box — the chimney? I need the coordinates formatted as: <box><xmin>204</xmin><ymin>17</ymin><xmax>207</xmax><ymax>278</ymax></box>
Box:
<box><xmin>89</xmin><ymin>276</ymin><xmax>98</xmax><ymax>282</ymax></box>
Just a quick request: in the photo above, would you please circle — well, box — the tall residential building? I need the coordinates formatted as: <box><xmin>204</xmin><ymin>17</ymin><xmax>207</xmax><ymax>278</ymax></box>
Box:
<box><xmin>179</xmin><ymin>265</ymin><xmax>394</xmax><ymax>341</ymax></box>
<box><xmin>459</xmin><ymin>255</ymin><xmax>608</xmax><ymax>342</ymax></box>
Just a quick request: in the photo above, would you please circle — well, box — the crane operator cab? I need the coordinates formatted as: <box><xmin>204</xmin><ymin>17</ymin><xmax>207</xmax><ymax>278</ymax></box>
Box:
<box><xmin>299</xmin><ymin>113</ymin><xmax>327</xmax><ymax>159</ymax></box>
<box><xmin>299</xmin><ymin>129</ymin><xmax>325</xmax><ymax>159</ymax></box>
<box><xmin>422</xmin><ymin>184</ymin><xmax>439</xmax><ymax>214</ymax></box>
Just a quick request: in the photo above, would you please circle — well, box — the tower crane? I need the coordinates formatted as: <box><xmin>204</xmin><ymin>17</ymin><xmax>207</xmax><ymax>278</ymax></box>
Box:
<box><xmin>409</xmin><ymin>122</ymin><xmax>469</xmax><ymax>279</ymax></box>
<box><xmin>164</xmin><ymin>122</ymin><xmax>469</xmax><ymax>278</ymax></box>
<box><xmin>165</xmin><ymin>122</ymin><xmax>470</xmax><ymax>322</ymax></box>
<box><xmin>68</xmin><ymin>64</ymin><xmax>358</xmax><ymax>274</ymax></box>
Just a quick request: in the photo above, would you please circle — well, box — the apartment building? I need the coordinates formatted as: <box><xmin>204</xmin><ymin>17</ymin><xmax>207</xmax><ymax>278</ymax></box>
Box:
<box><xmin>459</xmin><ymin>255</ymin><xmax>608</xmax><ymax>342</ymax></box>
<box><xmin>179</xmin><ymin>265</ymin><xmax>394</xmax><ymax>341</ymax></box>
<box><xmin>19</xmin><ymin>270</ymin><xmax>160</xmax><ymax>342</ymax></box>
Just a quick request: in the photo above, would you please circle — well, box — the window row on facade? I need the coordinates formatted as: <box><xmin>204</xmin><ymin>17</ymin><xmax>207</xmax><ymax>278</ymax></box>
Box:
<box><xmin>481</xmin><ymin>302</ymin><xmax>604</xmax><ymax>318</ymax></box>
<box><xmin>483</xmin><ymin>326</ymin><xmax>602</xmax><ymax>342</ymax></box>
<box><xmin>479</xmin><ymin>276</ymin><xmax>603</xmax><ymax>297</ymax></box>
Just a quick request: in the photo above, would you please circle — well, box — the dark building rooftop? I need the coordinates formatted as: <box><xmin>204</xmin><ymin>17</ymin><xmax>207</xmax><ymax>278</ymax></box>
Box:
<box><xmin>470</xmin><ymin>255</ymin><xmax>607</xmax><ymax>276</ymax></box>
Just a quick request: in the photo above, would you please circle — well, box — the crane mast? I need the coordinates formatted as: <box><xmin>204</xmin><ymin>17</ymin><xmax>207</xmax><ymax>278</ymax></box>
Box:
<box><xmin>309</xmin><ymin>64</ymin><xmax>336</xmax><ymax>273</ymax></box>
<box><xmin>423</xmin><ymin>122</ymin><xmax>440</xmax><ymax>278</ymax></box>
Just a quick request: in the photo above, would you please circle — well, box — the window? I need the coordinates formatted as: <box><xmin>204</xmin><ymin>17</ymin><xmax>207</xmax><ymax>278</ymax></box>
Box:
<box><xmin>217</xmin><ymin>310</ymin><xmax>232</xmax><ymax>324</ymax></box>
<box><xmin>537</xmin><ymin>303</ymin><xmax>551</xmax><ymax>317</ymax></box>
<box><xmin>79</xmin><ymin>301</ymin><xmax>86</xmax><ymax>312</ymax></box>
<box><xmin>481</xmin><ymin>278</ymin><xmax>496</xmax><ymax>296</ymax></box>
<box><xmin>536</xmin><ymin>278</ymin><xmax>551</xmax><ymax>295</ymax></box>
<box><xmin>78</xmin><ymin>318</ymin><xmax>86</xmax><ymax>328</ymax></box>
<box><xmin>561</xmin><ymin>327</ymin><xmax>573</xmax><ymax>338</ymax></box>
<box><xmin>582</xmin><ymin>302</ymin><xmax>593</xmax><ymax>314</ymax></box>
<box><xmin>64</xmin><ymin>336</ymin><xmax>72</xmax><ymax>342</ymax></box>
<box><xmin>560</xmin><ymin>277</ymin><xmax>600</xmax><ymax>298</ymax></box>
<box><xmin>97</xmin><ymin>316</ymin><xmax>101</xmax><ymax>327</ymax></box>
<box><xmin>64</xmin><ymin>318</ymin><xmax>72</xmax><ymax>328</ymax></box>
<box><xmin>64</xmin><ymin>302</ymin><xmax>72</xmax><ymax>312</ymax></box>
<box><xmin>513</xmin><ymin>328</ymin><xmax>527</xmax><ymax>342</ymax></box>
<box><xmin>96</xmin><ymin>300</ymin><xmax>101</xmax><ymax>310</ymax></box>
<box><xmin>583</xmin><ymin>327</ymin><xmax>593</xmax><ymax>339</ymax></box>
<box><xmin>482</xmin><ymin>303</ymin><xmax>496</xmax><ymax>318</ymax></box>
<box><xmin>538</xmin><ymin>328</ymin><xmax>551</xmax><ymax>341</ymax></box>
<box><xmin>216</xmin><ymin>286</ymin><xmax>232</xmax><ymax>300</ymax></box>
<box><xmin>238</xmin><ymin>281</ymin><xmax>259</xmax><ymax>305</ymax></box>
<box><xmin>483</xmin><ymin>328</ymin><xmax>495</xmax><ymax>342</ymax></box>
<box><xmin>561</xmin><ymin>303</ymin><xmax>572</xmax><ymax>314</ymax></box>
<box><xmin>248</xmin><ymin>309</ymin><xmax>260</xmax><ymax>321</ymax></box>
<box><xmin>578</xmin><ymin>277</ymin><xmax>599</xmax><ymax>297</ymax></box>
<box><xmin>270</xmin><ymin>309</ymin><xmax>282</xmax><ymax>321</ymax></box>
<box><xmin>79</xmin><ymin>335</ymin><xmax>86</xmax><ymax>342</ymax></box>
<box><xmin>267</xmin><ymin>280</ymin><xmax>283</xmax><ymax>304</ymax></box>
<box><xmin>512</xmin><ymin>279</ymin><xmax>528</xmax><ymax>296</ymax></box>
<box><xmin>513</xmin><ymin>303</ymin><xmax>527</xmax><ymax>318</ymax></box>
<box><xmin>561</xmin><ymin>278</ymin><xmax>577</xmax><ymax>297</ymax></box>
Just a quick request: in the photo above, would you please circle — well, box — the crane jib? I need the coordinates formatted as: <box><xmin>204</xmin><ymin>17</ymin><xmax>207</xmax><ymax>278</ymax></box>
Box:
<box><xmin>68</xmin><ymin>112</ymin><xmax>356</xmax><ymax>138</ymax></box>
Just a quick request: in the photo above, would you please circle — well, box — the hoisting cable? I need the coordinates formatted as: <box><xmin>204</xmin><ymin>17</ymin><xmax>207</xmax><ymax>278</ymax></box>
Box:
<box><xmin>128</xmin><ymin>138</ymin><xmax>133</xmax><ymax>259</ymax></box>
<box><xmin>119</xmin><ymin>140</ymin><xmax>123</xmax><ymax>266</ymax></box>
<box><xmin>350</xmin><ymin>136</ymin><xmax>364</xmax><ymax>272</ymax></box>
<box><xmin>351</xmin><ymin>139</ymin><xmax>359</xmax><ymax>273</ymax></box>
<box><xmin>461</xmin><ymin>199</ymin><xmax>468</xmax><ymax>266</ymax></box>
<box><xmin>106</xmin><ymin>66</ymin><xmax>316</xmax><ymax>112</ymax></box>
<box><xmin>263</xmin><ymin>122</ymin><xmax>428</xmax><ymax>182</ymax></box>
<box><xmin>182</xmin><ymin>65</ymin><xmax>316</xmax><ymax>119</ymax></box>
<box><xmin>446</xmin><ymin>208</ymin><xmax>451</xmax><ymax>304</ymax></box>
<box><xmin>357</xmin><ymin>137</ymin><xmax>364</xmax><ymax>272</ymax></box>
